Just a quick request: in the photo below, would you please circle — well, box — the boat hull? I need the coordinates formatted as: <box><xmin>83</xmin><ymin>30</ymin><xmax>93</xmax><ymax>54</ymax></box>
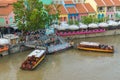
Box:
<box><xmin>0</xmin><ymin>45</ymin><xmax>8</xmax><ymax>52</ymax></box>
<box><xmin>77</xmin><ymin>46</ymin><xmax>114</xmax><ymax>53</ymax></box>
<box><xmin>31</xmin><ymin>53</ymin><xmax>45</xmax><ymax>70</ymax></box>
<box><xmin>20</xmin><ymin>50</ymin><xmax>46</xmax><ymax>70</ymax></box>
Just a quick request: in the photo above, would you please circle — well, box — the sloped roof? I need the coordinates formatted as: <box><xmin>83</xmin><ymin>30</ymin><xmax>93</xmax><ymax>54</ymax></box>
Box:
<box><xmin>47</xmin><ymin>5</ymin><xmax>57</xmax><ymax>15</ymax></box>
<box><xmin>103</xmin><ymin>0</ymin><xmax>113</xmax><ymax>6</ymax></box>
<box><xmin>0</xmin><ymin>0</ymin><xmax>17</xmax><ymax>4</ymax></box>
<box><xmin>0</xmin><ymin>5</ymin><xmax>13</xmax><ymax>16</ymax></box>
<box><xmin>112</xmin><ymin>0</ymin><xmax>120</xmax><ymax>6</ymax></box>
<box><xmin>66</xmin><ymin>7</ymin><xmax>78</xmax><ymax>14</ymax></box>
<box><xmin>0</xmin><ymin>4</ymin><xmax>8</xmax><ymax>7</ymax></box>
<box><xmin>76</xmin><ymin>4</ymin><xmax>87</xmax><ymax>13</ymax></box>
<box><xmin>64</xmin><ymin>1</ymin><xmax>73</xmax><ymax>4</ymax></box>
<box><xmin>95</xmin><ymin>0</ymin><xmax>105</xmax><ymax>7</ymax></box>
<box><xmin>55</xmin><ymin>4</ymin><xmax>68</xmax><ymax>15</ymax></box>
<box><xmin>84</xmin><ymin>3</ymin><xmax>95</xmax><ymax>13</ymax></box>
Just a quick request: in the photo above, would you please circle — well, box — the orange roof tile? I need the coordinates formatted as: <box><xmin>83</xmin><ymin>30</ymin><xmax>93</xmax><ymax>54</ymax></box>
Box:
<box><xmin>64</xmin><ymin>1</ymin><xmax>73</xmax><ymax>4</ymax></box>
<box><xmin>0</xmin><ymin>5</ymin><xmax>13</xmax><ymax>16</ymax></box>
<box><xmin>76</xmin><ymin>4</ymin><xmax>87</xmax><ymax>13</ymax></box>
<box><xmin>84</xmin><ymin>3</ymin><xmax>95</xmax><ymax>13</ymax></box>
<box><xmin>47</xmin><ymin>5</ymin><xmax>57</xmax><ymax>15</ymax></box>
<box><xmin>0</xmin><ymin>0</ymin><xmax>17</xmax><ymax>4</ymax></box>
<box><xmin>66</xmin><ymin>7</ymin><xmax>77</xmax><ymax>14</ymax></box>
<box><xmin>112</xmin><ymin>0</ymin><xmax>120</xmax><ymax>6</ymax></box>
<box><xmin>95</xmin><ymin>0</ymin><xmax>105</xmax><ymax>7</ymax></box>
<box><xmin>0</xmin><ymin>3</ymin><xmax>8</xmax><ymax>7</ymax></box>
<box><xmin>103</xmin><ymin>0</ymin><xmax>113</xmax><ymax>6</ymax></box>
<box><xmin>55</xmin><ymin>5</ymin><xmax>68</xmax><ymax>15</ymax></box>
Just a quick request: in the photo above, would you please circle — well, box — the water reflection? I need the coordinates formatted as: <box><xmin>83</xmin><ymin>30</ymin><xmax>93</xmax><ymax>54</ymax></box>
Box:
<box><xmin>75</xmin><ymin>49</ymin><xmax>114</xmax><ymax>57</ymax></box>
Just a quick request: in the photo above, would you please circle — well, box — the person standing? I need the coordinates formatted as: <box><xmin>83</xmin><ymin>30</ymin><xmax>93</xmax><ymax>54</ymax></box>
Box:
<box><xmin>0</xmin><ymin>31</ymin><xmax>1</xmax><ymax>38</ymax></box>
<box><xmin>1</xmin><ymin>28</ymin><xmax>4</xmax><ymax>38</ymax></box>
<box><xmin>1</xmin><ymin>30</ymin><xmax>3</xmax><ymax>38</ymax></box>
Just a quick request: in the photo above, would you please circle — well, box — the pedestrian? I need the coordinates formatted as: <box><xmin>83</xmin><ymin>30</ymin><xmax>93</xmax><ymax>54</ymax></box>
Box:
<box><xmin>0</xmin><ymin>31</ymin><xmax>1</xmax><ymax>38</ymax></box>
<box><xmin>1</xmin><ymin>29</ymin><xmax>3</xmax><ymax>38</ymax></box>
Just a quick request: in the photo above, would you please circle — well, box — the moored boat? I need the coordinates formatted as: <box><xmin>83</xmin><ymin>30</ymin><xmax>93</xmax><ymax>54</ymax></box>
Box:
<box><xmin>0</xmin><ymin>38</ymin><xmax>10</xmax><ymax>56</ymax></box>
<box><xmin>77</xmin><ymin>41</ymin><xmax>114</xmax><ymax>53</ymax></box>
<box><xmin>0</xmin><ymin>45</ymin><xmax>9</xmax><ymax>52</ymax></box>
<box><xmin>20</xmin><ymin>49</ymin><xmax>46</xmax><ymax>70</ymax></box>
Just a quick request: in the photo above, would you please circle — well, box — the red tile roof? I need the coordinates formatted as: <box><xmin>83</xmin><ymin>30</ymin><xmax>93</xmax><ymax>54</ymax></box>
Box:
<box><xmin>95</xmin><ymin>0</ymin><xmax>105</xmax><ymax>7</ymax></box>
<box><xmin>66</xmin><ymin>7</ymin><xmax>78</xmax><ymax>14</ymax></box>
<box><xmin>0</xmin><ymin>4</ymin><xmax>8</xmax><ymax>7</ymax></box>
<box><xmin>103</xmin><ymin>0</ymin><xmax>113</xmax><ymax>6</ymax></box>
<box><xmin>55</xmin><ymin>5</ymin><xmax>68</xmax><ymax>15</ymax></box>
<box><xmin>0</xmin><ymin>5</ymin><xmax>13</xmax><ymax>16</ymax></box>
<box><xmin>0</xmin><ymin>0</ymin><xmax>17</xmax><ymax>4</ymax></box>
<box><xmin>112</xmin><ymin>0</ymin><xmax>120</xmax><ymax>6</ymax></box>
<box><xmin>47</xmin><ymin>5</ymin><xmax>57</xmax><ymax>15</ymax></box>
<box><xmin>64</xmin><ymin>1</ymin><xmax>73</xmax><ymax>4</ymax></box>
<box><xmin>76</xmin><ymin>4</ymin><xmax>87</xmax><ymax>13</ymax></box>
<box><xmin>84</xmin><ymin>3</ymin><xmax>95</xmax><ymax>13</ymax></box>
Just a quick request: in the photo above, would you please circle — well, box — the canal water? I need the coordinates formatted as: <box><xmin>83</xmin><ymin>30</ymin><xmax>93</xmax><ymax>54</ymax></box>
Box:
<box><xmin>0</xmin><ymin>35</ymin><xmax>120</xmax><ymax>80</ymax></box>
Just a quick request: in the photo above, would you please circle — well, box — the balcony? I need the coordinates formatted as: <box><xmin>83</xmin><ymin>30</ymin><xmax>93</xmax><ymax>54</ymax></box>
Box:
<box><xmin>97</xmin><ymin>7</ymin><xmax>105</xmax><ymax>12</ymax></box>
<box><xmin>97</xmin><ymin>10</ymin><xmax>105</xmax><ymax>13</ymax></box>
<box><xmin>107</xmin><ymin>9</ymin><xmax>114</xmax><ymax>12</ymax></box>
<box><xmin>116</xmin><ymin>9</ymin><xmax>120</xmax><ymax>12</ymax></box>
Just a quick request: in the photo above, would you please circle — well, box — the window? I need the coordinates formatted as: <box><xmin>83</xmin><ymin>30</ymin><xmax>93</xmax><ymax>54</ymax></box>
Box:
<box><xmin>70</xmin><ymin>16</ymin><xmax>72</xmax><ymax>20</ymax></box>
<box><xmin>60</xmin><ymin>17</ymin><xmax>62</xmax><ymax>21</ymax></box>
<box><xmin>64</xmin><ymin>17</ymin><xmax>66</xmax><ymax>21</ymax></box>
<box><xmin>0</xmin><ymin>18</ymin><xmax>5</xmax><ymax>26</ymax></box>
<box><xmin>74</xmin><ymin>16</ymin><xmax>76</xmax><ymax>20</ymax></box>
<box><xmin>116</xmin><ymin>7</ymin><xmax>120</xmax><ymax>11</ymax></box>
<box><xmin>111</xmin><ymin>15</ymin><xmax>113</xmax><ymax>18</ymax></box>
<box><xmin>98</xmin><ymin>7</ymin><xmax>104</xmax><ymax>12</ymax></box>
<box><xmin>0</xmin><ymin>18</ymin><xmax>5</xmax><ymax>23</ymax></box>
<box><xmin>89</xmin><ymin>15</ymin><xmax>92</xmax><ymax>17</ymax></box>
<box><xmin>107</xmin><ymin>7</ymin><xmax>113</xmax><ymax>12</ymax></box>
<box><xmin>6</xmin><ymin>20</ymin><xmax>8</xmax><ymax>24</ymax></box>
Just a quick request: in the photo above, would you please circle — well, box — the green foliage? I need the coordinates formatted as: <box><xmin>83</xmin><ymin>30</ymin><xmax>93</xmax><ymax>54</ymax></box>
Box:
<box><xmin>81</xmin><ymin>16</ymin><xmax>108</xmax><ymax>24</ymax></box>
<box><xmin>74</xmin><ymin>20</ymin><xmax>79</xmax><ymax>25</ymax></box>
<box><xmin>81</xmin><ymin>16</ymin><xmax>93</xmax><ymax>24</ymax></box>
<box><xmin>13</xmin><ymin>0</ymin><xmax>59</xmax><ymax>31</ymax></box>
<box><xmin>98</xmin><ymin>18</ymin><xmax>104</xmax><ymax>23</ymax></box>
<box><xmin>68</xmin><ymin>20</ymin><xmax>79</xmax><ymax>25</ymax></box>
<box><xmin>44</xmin><ymin>4</ymin><xmax>60</xmax><ymax>25</ymax></box>
<box><xmin>68</xmin><ymin>20</ymin><xmax>74</xmax><ymax>25</ymax></box>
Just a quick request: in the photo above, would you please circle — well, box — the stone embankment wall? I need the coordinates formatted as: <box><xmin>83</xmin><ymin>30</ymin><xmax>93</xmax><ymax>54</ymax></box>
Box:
<box><xmin>9</xmin><ymin>43</ymin><xmax>32</xmax><ymax>54</ymax></box>
<box><xmin>63</xmin><ymin>30</ymin><xmax>120</xmax><ymax>40</ymax></box>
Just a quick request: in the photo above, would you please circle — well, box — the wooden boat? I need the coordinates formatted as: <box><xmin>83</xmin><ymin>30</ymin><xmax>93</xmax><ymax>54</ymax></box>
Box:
<box><xmin>77</xmin><ymin>41</ymin><xmax>114</xmax><ymax>53</ymax></box>
<box><xmin>20</xmin><ymin>49</ymin><xmax>46</xmax><ymax>70</ymax></box>
<box><xmin>0</xmin><ymin>38</ymin><xmax>9</xmax><ymax>53</ymax></box>
<box><xmin>0</xmin><ymin>45</ymin><xmax>9</xmax><ymax>52</ymax></box>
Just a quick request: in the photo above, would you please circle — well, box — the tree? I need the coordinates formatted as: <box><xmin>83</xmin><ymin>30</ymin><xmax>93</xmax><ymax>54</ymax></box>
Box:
<box><xmin>81</xmin><ymin>16</ymin><xmax>93</xmax><ymax>24</ymax></box>
<box><xmin>44</xmin><ymin>4</ymin><xmax>60</xmax><ymax>25</ymax></box>
<box><xmin>13</xmin><ymin>0</ymin><xmax>58</xmax><ymax>32</ymax></box>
